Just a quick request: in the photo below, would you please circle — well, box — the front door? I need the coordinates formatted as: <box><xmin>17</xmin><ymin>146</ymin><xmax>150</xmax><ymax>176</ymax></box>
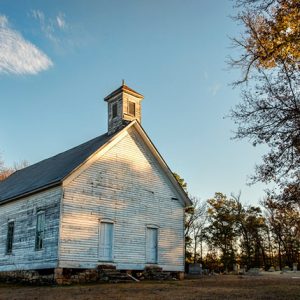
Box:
<box><xmin>99</xmin><ymin>222</ymin><xmax>113</xmax><ymax>261</ymax></box>
<box><xmin>147</xmin><ymin>227</ymin><xmax>158</xmax><ymax>263</ymax></box>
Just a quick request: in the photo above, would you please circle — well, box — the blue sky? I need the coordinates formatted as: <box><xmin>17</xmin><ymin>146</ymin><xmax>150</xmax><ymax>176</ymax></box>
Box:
<box><xmin>0</xmin><ymin>0</ymin><xmax>270</xmax><ymax>204</ymax></box>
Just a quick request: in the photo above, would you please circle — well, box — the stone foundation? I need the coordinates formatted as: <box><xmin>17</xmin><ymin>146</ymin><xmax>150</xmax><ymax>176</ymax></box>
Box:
<box><xmin>54</xmin><ymin>268</ymin><xmax>98</xmax><ymax>285</ymax></box>
<box><xmin>0</xmin><ymin>269</ymin><xmax>55</xmax><ymax>285</ymax></box>
<box><xmin>0</xmin><ymin>266</ymin><xmax>184</xmax><ymax>285</ymax></box>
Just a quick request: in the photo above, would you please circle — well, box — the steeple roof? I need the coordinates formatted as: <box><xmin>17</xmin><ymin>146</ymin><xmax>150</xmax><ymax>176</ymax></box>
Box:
<box><xmin>104</xmin><ymin>83</ymin><xmax>143</xmax><ymax>101</ymax></box>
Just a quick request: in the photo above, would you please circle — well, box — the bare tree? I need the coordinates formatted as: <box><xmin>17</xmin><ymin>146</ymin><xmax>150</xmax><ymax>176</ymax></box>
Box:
<box><xmin>263</xmin><ymin>192</ymin><xmax>300</xmax><ymax>268</ymax></box>
<box><xmin>190</xmin><ymin>198</ymin><xmax>207</xmax><ymax>263</ymax></box>
<box><xmin>0</xmin><ymin>155</ymin><xmax>29</xmax><ymax>181</ymax></box>
<box><xmin>229</xmin><ymin>0</ymin><xmax>300</xmax><ymax>186</ymax></box>
<box><xmin>185</xmin><ymin>197</ymin><xmax>207</xmax><ymax>263</ymax></box>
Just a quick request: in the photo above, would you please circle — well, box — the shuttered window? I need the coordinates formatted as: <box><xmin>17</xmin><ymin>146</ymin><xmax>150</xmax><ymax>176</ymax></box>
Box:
<box><xmin>6</xmin><ymin>221</ymin><xmax>14</xmax><ymax>255</ymax></box>
<box><xmin>112</xmin><ymin>103</ymin><xmax>118</xmax><ymax>119</ymax></box>
<box><xmin>35</xmin><ymin>212</ymin><xmax>45</xmax><ymax>250</ymax></box>
<box><xmin>128</xmin><ymin>101</ymin><xmax>136</xmax><ymax>116</ymax></box>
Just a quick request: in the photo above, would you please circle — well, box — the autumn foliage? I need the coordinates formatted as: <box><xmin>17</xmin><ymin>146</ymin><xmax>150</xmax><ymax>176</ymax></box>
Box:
<box><xmin>246</xmin><ymin>0</ymin><xmax>300</xmax><ymax>69</ymax></box>
<box><xmin>230</xmin><ymin>0</ymin><xmax>300</xmax><ymax>185</ymax></box>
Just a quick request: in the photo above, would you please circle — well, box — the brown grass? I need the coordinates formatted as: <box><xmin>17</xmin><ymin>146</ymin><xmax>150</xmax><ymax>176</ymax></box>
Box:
<box><xmin>0</xmin><ymin>275</ymin><xmax>300</xmax><ymax>300</ymax></box>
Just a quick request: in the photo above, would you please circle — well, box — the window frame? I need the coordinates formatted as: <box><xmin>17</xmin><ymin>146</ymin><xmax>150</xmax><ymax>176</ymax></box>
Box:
<box><xmin>98</xmin><ymin>219</ymin><xmax>115</xmax><ymax>262</ymax></box>
<box><xmin>112</xmin><ymin>102</ymin><xmax>118</xmax><ymax>119</ymax></box>
<box><xmin>146</xmin><ymin>225</ymin><xmax>159</xmax><ymax>264</ymax></box>
<box><xmin>128</xmin><ymin>101</ymin><xmax>136</xmax><ymax>116</ymax></box>
<box><xmin>6</xmin><ymin>220</ymin><xmax>15</xmax><ymax>255</ymax></box>
<box><xmin>35</xmin><ymin>211</ymin><xmax>45</xmax><ymax>251</ymax></box>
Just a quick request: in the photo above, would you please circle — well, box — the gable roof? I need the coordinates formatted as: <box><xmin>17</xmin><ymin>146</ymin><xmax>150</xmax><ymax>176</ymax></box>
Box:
<box><xmin>0</xmin><ymin>121</ymin><xmax>191</xmax><ymax>207</ymax></box>
<box><xmin>0</xmin><ymin>133</ymin><xmax>113</xmax><ymax>204</ymax></box>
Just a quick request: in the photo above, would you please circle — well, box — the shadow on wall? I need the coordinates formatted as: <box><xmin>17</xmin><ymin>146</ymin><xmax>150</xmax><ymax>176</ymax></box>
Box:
<box><xmin>60</xmin><ymin>130</ymin><xmax>184</xmax><ymax>267</ymax></box>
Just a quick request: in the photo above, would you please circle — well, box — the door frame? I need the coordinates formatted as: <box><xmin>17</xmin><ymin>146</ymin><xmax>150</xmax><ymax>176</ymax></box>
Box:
<box><xmin>98</xmin><ymin>219</ymin><xmax>115</xmax><ymax>262</ymax></box>
<box><xmin>146</xmin><ymin>224</ymin><xmax>159</xmax><ymax>264</ymax></box>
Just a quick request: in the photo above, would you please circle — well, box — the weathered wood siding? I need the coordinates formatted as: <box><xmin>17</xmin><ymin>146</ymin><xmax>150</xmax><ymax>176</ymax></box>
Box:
<box><xmin>107</xmin><ymin>94</ymin><xmax>124</xmax><ymax>135</ymax></box>
<box><xmin>60</xmin><ymin>127</ymin><xmax>185</xmax><ymax>271</ymax></box>
<box><xmin>0</xmin><ymin>187</ymin><xmax>61</xmax><ymax>271</ymax></box>
<box><xmin>107</xmin><ymin>92</ymin><xmax>142</xmax><ymax>135</ymax></box>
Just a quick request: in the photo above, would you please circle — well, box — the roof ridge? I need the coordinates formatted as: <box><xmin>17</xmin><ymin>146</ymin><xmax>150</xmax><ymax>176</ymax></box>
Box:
<box><xmin>104</xmin><ymin>84</ymin><xmax>143</xmax><ymax>101</ymax></box>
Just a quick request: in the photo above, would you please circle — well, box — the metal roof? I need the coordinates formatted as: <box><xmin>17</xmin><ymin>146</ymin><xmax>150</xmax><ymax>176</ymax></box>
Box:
<box><xmin>0</xmin><ymin>121</ymin><xmax>191</xmax><ymax>207</ymax></box>
<box><xmin>0</xmin><ymin>133</ymin><xmax>112</xmax><ymax>204</ymax></box>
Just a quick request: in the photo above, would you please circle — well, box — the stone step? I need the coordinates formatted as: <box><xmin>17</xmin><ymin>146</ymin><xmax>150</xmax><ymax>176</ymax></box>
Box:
<box><xmin>97</xmin><ymin>265</ymin><xmax>116</xmax><ymax>270</ymax></box>
<box><xmin>102</xmin><ymin>270</ymin><xmax>122</xmax><ymax>275</ymax></box>
<box><xmin>143</xmin><ymin>268</ymin><xmax>172</xmax><ymax>280</ymax></box>
<box><xmin>107</xmin><ymin>274</ymin><xmax>128</xmax><ymax>278</ymax></box>
<box><xmin>109</xmin><ymin>279</ymin><xmax>132</xmax><ymax>283</ymax></box>
<box><xmin>98</xmin><ymin>268</ymin><xmax>136</xmax><ymax>283</ymax></box>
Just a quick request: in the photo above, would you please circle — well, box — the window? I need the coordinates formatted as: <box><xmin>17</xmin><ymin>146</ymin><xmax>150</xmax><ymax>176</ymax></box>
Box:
<box><xmin>6</xmin><ymin>221</ymin><xmax>14</xmax><ymax>255</ymax></box>
<box><xmin>128</xmin><ymin>101</ymin><xmax>136</xmax><ymax>116</ymax></box>
<box><xmin>35</xmin><ymin>212</ymin><xmax>45</xmax><ymax>250</ymax></box>
<box><xmin>112</xmin><ymin>103</ymin><xmax>118</xmax><ymax>119</ymax></box>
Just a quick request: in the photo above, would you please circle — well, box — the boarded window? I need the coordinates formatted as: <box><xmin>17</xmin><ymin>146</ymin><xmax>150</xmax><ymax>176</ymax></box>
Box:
<box><xmin>128</xmin><ymin>101</ymin><xmax>136</xmax><ymax>116</ymax></box>
<box><xmin>6</xmin><ymin>221</ymin><xmax>14</xmax><ymax>255</ymax></box>
<box><xmin>35</xmin><ymin>212</ymin><xmax>45</xmax><ymax>250</ymax></box>
<box><xmin>112</xmin><ymin>103</ymin><xmax>118</xmax><ymax>119</ymax></box>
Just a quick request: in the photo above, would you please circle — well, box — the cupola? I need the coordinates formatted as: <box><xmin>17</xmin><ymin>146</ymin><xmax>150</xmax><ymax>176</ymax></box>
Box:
<box><xmin>104</xmin><ymin>81</ymin><xmax>144</xmax><ymax>135</ymax></box>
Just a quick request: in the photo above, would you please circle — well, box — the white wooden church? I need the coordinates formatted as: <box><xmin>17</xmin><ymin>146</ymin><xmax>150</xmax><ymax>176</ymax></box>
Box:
<box><xmin>0</xmin><ymin>83</ymin><xmax>191</xmax><ymax>283</ymax></box>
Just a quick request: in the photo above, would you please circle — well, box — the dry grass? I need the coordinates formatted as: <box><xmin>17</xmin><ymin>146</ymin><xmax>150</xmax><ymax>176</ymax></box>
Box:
<box><xmin>0</xmin><ymin>275</ymin><xmax>300</xmax><ymax>300</ymax></box>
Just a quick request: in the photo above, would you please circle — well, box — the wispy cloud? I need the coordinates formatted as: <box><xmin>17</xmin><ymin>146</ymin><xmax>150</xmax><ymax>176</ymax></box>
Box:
<box><xmin>30</xmin><ymin>9</ymin><xmax>88</xmax><ymax>55</ymax></box>
<box><xmin>209</xmin><ymin>83</ymin><xmax>222</xmax><ymax>96</ymax></box>
<box><xmin>0</xmin><ymin>14</ymin><xmax>53</xmax><ymax>75</ymax></box>
<box><xmin>31</xmin><ymin>9</ymin><xmax>44</xmax><ymax>23</ymax></box>
<box><xmin>56</xmin><ymin>12</ymin><xmax>66</xmax><ymax>30</ymax></box>
<box><xmin>31</xmin><ymin>10</ymin><xmax>68</xmax><ymax>46</ymax></box>
<box><xmin>0</xmin><ymin>15</ymin><xmax>8</xmax><ymax>27</ymax></box>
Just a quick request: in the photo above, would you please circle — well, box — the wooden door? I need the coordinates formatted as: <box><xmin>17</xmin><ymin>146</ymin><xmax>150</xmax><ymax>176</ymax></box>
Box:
<box><xmin>147</xmin><ymin>227</ymin><xmax>158</xmax><ymax>263</ymax></box>
<box><xmin>99</xmin><ymin>222</ymin><xmax>113</xmax><ymax>261</ymax></box>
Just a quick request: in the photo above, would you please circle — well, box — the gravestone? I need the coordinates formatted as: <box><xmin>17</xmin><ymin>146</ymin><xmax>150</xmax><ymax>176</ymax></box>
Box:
<box><xmin>247</xmin><ymin>268</ymin><xmax>260</xmax><ymax>276</ymax></box>
<box><xmin>293</xmin><ymin>263</ymin><xmax>298</xmax><ymax>272</ymax></box>
<box><xmin>233</xmin><ymin>263</ymin><xmax>240</xmax><ymax>274</ymax></box>
<box><xmin>189</xmin><ymin>263</ymin><xmax>202</xmax><ymax>275</ymax></box>
<box><xmin>268</xmin><ymin>266</ymin><xmax>275</xmax><ymax>272</ymax></box>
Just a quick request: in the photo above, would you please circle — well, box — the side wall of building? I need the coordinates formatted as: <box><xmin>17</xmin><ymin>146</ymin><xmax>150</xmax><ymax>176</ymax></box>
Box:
<box><xmin>0</xmin><ymin>186</ymin><xmax>61</xmax><ymax>271</ymax></box>
<box><xmin>60</xmin><ymin>127</ymin><xmax>185</xmax><ymax>271</ymax></box>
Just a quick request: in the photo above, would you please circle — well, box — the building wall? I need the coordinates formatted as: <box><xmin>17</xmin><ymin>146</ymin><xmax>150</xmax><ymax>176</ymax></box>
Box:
<box><xmin>0</xmin><ymin>186</ymin><xmax>61</xmax><ymax>271</ymax></box>
<box><xmin>60</xmin><ymin>127</ymin><xmax>185</xmax><ymax>271</ymax></box>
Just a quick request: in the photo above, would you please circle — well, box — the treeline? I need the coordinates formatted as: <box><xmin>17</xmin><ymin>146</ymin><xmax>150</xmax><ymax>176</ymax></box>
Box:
<box><xmin>184</xmin><ymin>0</ymin><xmax>299</xmax><ymax>273</ymax></box>
<box><xmin>0</xmin><ymin>156</ymin><xmax>29</xmax><ymax>181</ymax></box>
<box><xmin>185</xmin><ymin>191</ymin><xmax>300</xmax><ymax>272</ymax></box>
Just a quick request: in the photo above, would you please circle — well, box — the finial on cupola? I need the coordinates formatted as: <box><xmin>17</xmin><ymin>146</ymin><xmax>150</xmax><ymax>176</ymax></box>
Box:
<box><xmin>104</xmin><ymin>82</ymin><xmax>144</xmax><ymax>135</ymax></box>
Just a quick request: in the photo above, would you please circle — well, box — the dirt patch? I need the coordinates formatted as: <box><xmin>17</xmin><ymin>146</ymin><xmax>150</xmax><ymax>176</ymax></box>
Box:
<box><xmin>0</xmin><ymin>275</ymin><xmax>299</xmax><ymax>300</ymax></box>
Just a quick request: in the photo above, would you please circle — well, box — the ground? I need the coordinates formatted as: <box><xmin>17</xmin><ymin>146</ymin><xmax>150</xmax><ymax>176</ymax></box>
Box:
<box><xmin>0</xmin><ymin>273</ymin><xmax>300</xmax><ymax>300</ymax></box>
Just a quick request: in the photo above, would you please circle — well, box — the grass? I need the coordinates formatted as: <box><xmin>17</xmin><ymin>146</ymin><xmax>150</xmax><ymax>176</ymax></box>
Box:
<box><xmin>0</xmin><ymin>275</ymin><xmax>300</xmax><ymax>300</ymax></box>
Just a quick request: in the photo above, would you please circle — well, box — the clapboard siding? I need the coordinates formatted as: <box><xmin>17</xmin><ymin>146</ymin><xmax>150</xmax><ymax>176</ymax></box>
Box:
<box><xmin>60</xmin><ymin>127</ymin><xmax>185</xmax><ymax>271</ymax></box>
<box><xmin>0</xmin><ymin>187</ymin><xmax>61</xmax><ymax>271</ymax></box>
